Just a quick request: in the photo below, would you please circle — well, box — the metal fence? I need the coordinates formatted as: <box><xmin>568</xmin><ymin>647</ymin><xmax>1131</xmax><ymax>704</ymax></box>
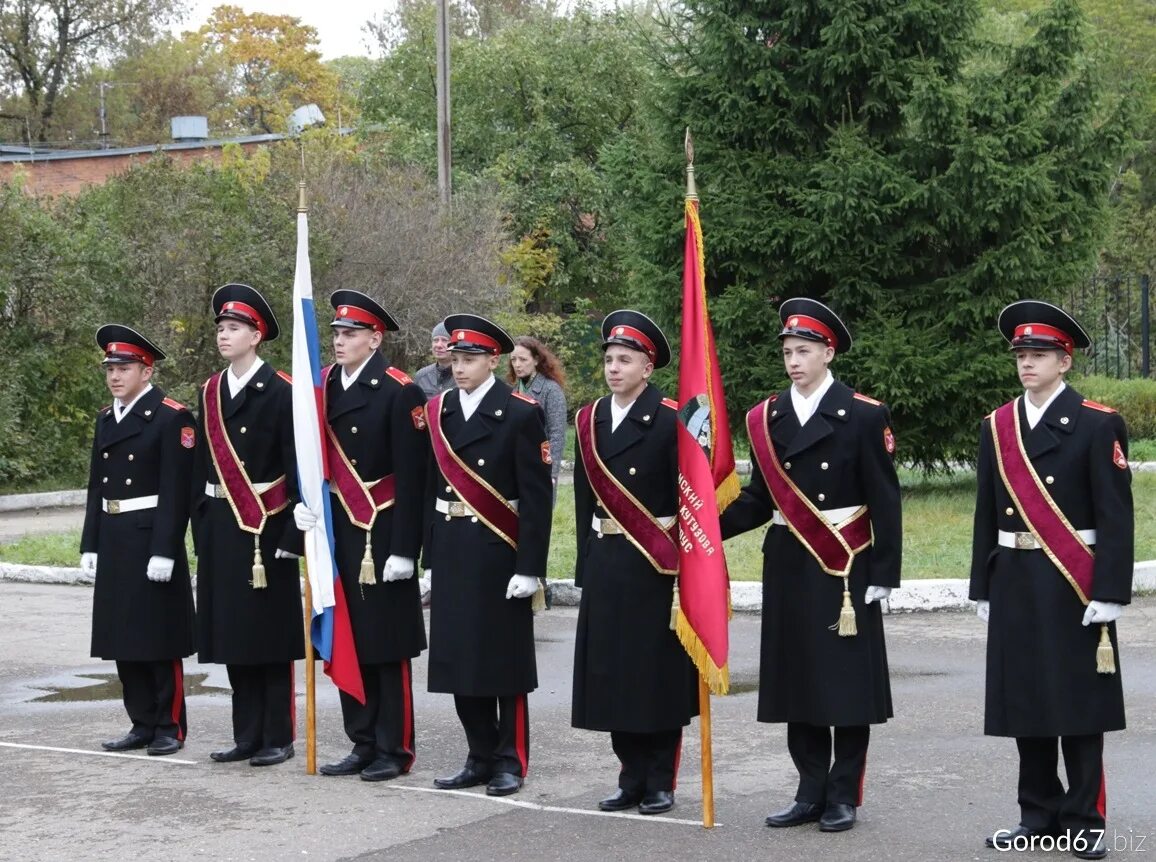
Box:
<box><xmin>1066</xmin><ymin>273</ymin><xmax>1152</xmax><ymax>379</ymax></box>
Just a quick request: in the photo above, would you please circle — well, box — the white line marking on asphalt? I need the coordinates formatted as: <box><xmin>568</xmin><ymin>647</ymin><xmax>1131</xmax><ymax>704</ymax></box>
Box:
<box><xmin>391</xmin><ymin>785</ymin><xmax>717</xmax><ymax>826</ymax></box>
<box><xmin>0</xmin><ymin>741</ymin><xmax>197</xmax><ymax>765</ymax></box>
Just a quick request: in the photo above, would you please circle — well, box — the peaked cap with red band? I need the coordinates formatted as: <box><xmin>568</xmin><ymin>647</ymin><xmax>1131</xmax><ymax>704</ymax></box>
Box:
<box><xmin>998</xmin><ymin>300</ymin><xmax>1091</xmax><ymax>355</ymax></box>
<box><xmin>96</xmin><ymin>323</ymin><xmax>166</xmax><ymax>366</ymax></box>
<box><xmin>212</xmin><ymin>283</ymin><xmax>280</xmax><ymax>342</ymax></box>
<box><xmin>601</xmin><ymin>309</ymin><xmax>671</xmax><ymax>369</ymax></box>
<box><xmin>330</xmin><ymin>289</ymin><xmax>399</xmax><ymax>333</ymax></box>
<box><xmin>444</xmin><ymin>313</ymin><xmax>515</xmax><ymax>355</ymax></box>
<box><xmin>778</xmin><ymin>297</ymin><xmax>852</xmax><ymax>354</ymax></box>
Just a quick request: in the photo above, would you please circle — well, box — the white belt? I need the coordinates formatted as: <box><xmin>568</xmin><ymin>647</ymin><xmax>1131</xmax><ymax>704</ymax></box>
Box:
<box><xmin>436</xmin><ymin>497</ymin><xmax>519</xmax><ymax>518</ymax></box>
<box><xmin>592</xmin><ymin>514</ymin><xmax>676</xmax><ymax>536</ymax></box>
<box><xmin>205</xmin><ymin>481</ymin><xmax>277</xmax><ymax>498</ymax></box>
<box><xmin>102</xmin><ymin>495</ymin><xmax>159</xmax><ymax>514</ymax></box>
<box><xmin>772</xmin><ymin>505</ymin><xmax>861</xmax><ymax>527</ymax></box>
<box><xmin>998</xmin><ymin>529</ymin><xmax>1096</xmax><ymax>550</ymax></box>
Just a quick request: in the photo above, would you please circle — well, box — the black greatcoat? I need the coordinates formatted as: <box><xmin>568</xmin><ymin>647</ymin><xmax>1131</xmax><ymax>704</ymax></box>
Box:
<box><xmin>325</xmin><ymin>352</ymin><xmax>429</xmax><ymax>663</ymax></box>
<box><xmin>720</xmin><ymin>380</ymin><xmax>901</xmax><ymax>726</ymax></box>
<box><xmin>425</xmin><ymin>379</ymin><xmax>553</xmax><ymax>697</ymax></box>
<box><xmin>969</xmin><ymin>385</ymin><xmax>1132</xmax><ymax>737</ymax></box>
<box><xmin>571</xmin><ymin>385</ymin><xmax>698</xmax><ymax>733</ymax></box>
<box><xmin>82</xmin><ymin>387</ymin><xmax>197</xmax><ymax>661</ymax></box>
<box><xmin>192</xmin><ymin>363</ymin><xmax>305</xmax><ymax>665</ymax></box>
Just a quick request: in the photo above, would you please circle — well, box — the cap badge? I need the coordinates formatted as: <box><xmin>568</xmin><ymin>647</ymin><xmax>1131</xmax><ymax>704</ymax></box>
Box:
<box><xmin>789</xmin><ymin>317</ymin><xmax>799</xmax><ymax>327</ymax></box>
<box><xmin>339</xmin><ymin>306</ymin><xmax>348</xmax><ymax>315</ymax></box>
<box><xmin>616</xmin><ymin>327</ymin><xmax>625</xmax><ymax>335</ymax></box>
<box><xmin>456</xmin><ymin>330</ymin><xmax>465</xmax><ymax>339</ymax></box>
<box><xmin>1024</xmin><ymin>326</ymin><xmax>1033</xmax><ymax>335</ymax></box>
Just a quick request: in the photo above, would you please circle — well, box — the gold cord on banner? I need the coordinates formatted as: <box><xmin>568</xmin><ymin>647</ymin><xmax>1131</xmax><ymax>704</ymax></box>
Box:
<box><xmin>670</xmin><ymin>580</ymin><xmax>680</xmax><ymax>631</ymax></box>
<box><xmin>1096</xmin><ymin>624</ymin><xmax>1117</xmax><ymax>674</ymax></box>
<box><xmin>359</xmin><ymin>532</ymin><xmax>376</xmax><ymax>585</ymax></box>
<box><xmin>832</xmin><ymin>576</ymin><xmax>856</xmax><ymax>637</ymax></box>
<box><xmin>251</xmin><ymin>533</ymin><xmax>267</xmax><ymax>589</ymax></box>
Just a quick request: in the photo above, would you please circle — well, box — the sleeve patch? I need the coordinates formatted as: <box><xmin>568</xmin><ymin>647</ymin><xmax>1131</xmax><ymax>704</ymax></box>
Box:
<box><xmin>853</xmin><ymin>392</ymin><xmax>883</xmax><ymax>406</ymax></box>
<box><xmin>541</xmin><ymin>441</ymin><xmax>553</xmax><ymax>465</ymax></box>
<box><xmin>411</xmin><ymin>405</ymin><xmax>427</xmax><ymax>431</ymax></box>
<box><xmin>1083</xmin><ymin>399</ymin><xmax>1118</xmax><ymax>414</ymax></box>
<box><xmin>1113</xmin><ymin>440</ymin><xmax>1128</xmax><ymax>470</ymax></box>
<box><xmin>180</xmin><ymin>426</ymin><xmax>196</xmax><ymax>449</ymax></box>
<box><xmin>386</xmin><ymin>367</ymin><xmax>414</xmax><ymax>386</ymax></box>
<box><xmin>883</xmin><ymin>426</ymin><xmax>896</xmax><ymax>454</ymax></box>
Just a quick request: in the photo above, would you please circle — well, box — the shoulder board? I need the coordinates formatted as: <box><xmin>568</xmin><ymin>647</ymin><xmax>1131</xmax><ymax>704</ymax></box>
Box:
<box><xmin>100</xmin><ymin>404</ymin><xmax>112</xmax><ymax>415</ymax></box>
<box><xmin>386</xmin><ymin>367</ymin><xmax>413</xmax><ymax>386</ymax></box>
<box><xmin>767</xmin><ymin>394</ymin><xmax>778</xmax><ymax>403</ymax></box>
<box><xmin>983</xmin><ymin>411</ymin><xmax>993</xmax><ymax>421</ymax></box>
<box><xmin>853</xmin><ymin>392</ymin><xmax>882</xmax><ymax>406</ymax></box>
<box><xmin>275</xmin><ymin>370</ymin><xmax>292</xmax><ymax>385</ymax></box>
<box><xmin>1082</xmin><ymin>399</ymin><xmax>1117</xmax><ymax>414</ymax></box>
<box><xmin>162</xmin><ymin>396</ymin><xmax>187</xmax><ymax>411</ymax></box>
<box><xmin>661</xmin><ymin>397</ymin><xmax>678</xmax><ymax>410</ymax></box>
<box><xmin>512</xmin><ymin>391</ymin><xmax>538</xmax><ymax>404</ymax></box>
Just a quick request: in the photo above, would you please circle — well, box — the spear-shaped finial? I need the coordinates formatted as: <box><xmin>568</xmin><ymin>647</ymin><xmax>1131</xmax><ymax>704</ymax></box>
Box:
<box><xmin>685</xmin><ymin>127</ymin><xmax>698</xmax><ymax>200</ymax></box>
<box><xmin>297</xmin><ymin>181</ymin><xmax>307</xmax><ymax>214</ymax></box>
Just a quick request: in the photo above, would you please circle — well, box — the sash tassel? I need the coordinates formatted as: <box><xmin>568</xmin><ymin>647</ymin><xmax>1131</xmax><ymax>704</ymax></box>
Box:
<box><xmin>359</xmin><ymin>533</ymin><xmax>376</xmax><ymax>585</ymax></box>
<box><xmin>251</xmin><ymin>533</ymin><xmax>267</xmax><ymax>590</ymax></box>
<box><xmin>1096</xmin><ymin>625</ymin><xmax>1116</xmax><ymax>674</ymax></box>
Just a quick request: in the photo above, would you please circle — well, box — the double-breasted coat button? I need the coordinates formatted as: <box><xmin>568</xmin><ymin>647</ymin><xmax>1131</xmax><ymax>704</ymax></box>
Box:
<box><xmin>351</xmin><ymin>459</ymin><xmax>357</xmax><ymax>466</ymax></box>
<box><xmin>102</xmin><ymin>452</ymin><xmax>109</xmax><ymax>459</ymax></box>
<box><xmin>477</xmin><ymin>458</ymin><xmax>485</xmax><ymax>466</ymax></box>
<box><xmin>629</xmin><ymin>467</ymin><xmax>637</xmax><ymax>475</ymax></box>
<box><xmin>1005</xmin><ymin>507</ymin><xmax>1015</xmax><ymax>516</ymax></box>
<box><xmin>446</xmin><ymin>486</ymin><xmax>452</xmax><ymax>493</ymax></box>
<box><xmin>102</xmin><ymin>477</ymin><xmax>108</xmax><ymax>484</ymax></box>
<box><xmin>128</xmin><ymin>454</ymin><xmax>134</xmax><ymax>461</ymax></box>
<box><xmin>784</xmin><ymin>462</ymin><xmax>792</xmax><ymax>470</ymax></box>
<box><xmin>471</xmin><ymin>517</ymin><xmax>478</xmax><ymax>523</ymax></box>
<box><xmin>445</xmin><ymin>515</ymin><xmax>451</xmax><ymax>522</ymax></box>
<box><xmin>240</xmin><ymin>426</ymin><xmax>247</xmax><ymax>434</ymax></box>
<box><xmin>1046</xmin><ymin>476</ymin><xmax>1054</xmax><ymax>484</ymax></box>
<box><xmin>818</xmin><ymin>493</ymin><xmax>826</xmax><ymax>502</ymax></box>
<box><xmin>350</xmin><ymin>426</ymin><xmax>358</xmax><ymax>434</ymax></box>
<box><xmin>821</xmin><ymin>462</ymin><xmax>829</xmax><ymax>470</ymax></box>
<box><xmin>125</xmin><ymin>478</ymin><xmax>132</xmax><ymax>486</ymax></box>
<box><xmin>771</xmin><ymin>410</ymin><xmax>777</xmax><ymax>417</ymax></box>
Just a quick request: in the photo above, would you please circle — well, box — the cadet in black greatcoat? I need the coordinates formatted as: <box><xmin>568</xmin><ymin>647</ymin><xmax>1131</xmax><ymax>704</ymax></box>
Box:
<box><xmin>571</xmin><ymin>310</ymin><xmax>698</xmax><ymax>816</ymax></box>
<box><xmin>971</xmin><ymin>302</ymin><xmax>1132</xmax><ymax>861</ymax></box>
<box><xmin>719</xmin><ymin>299</ymin><xmax>901</xmax><ymax>833</ymax></box>
<box><xmin>81</xmin><ymin>326</ymin><xmax>197</xmax><ymax>756</ymax></box>
<box><xmin>426</xmin><ymin>314</ymin><xmax>553</xmax><ymax>798</ymax></box>
<box><xmin>294</xmin><ymin>290</ymin><xmax>429</xmax><ymax>782</ymax></box>
<box><xmin>192</xmin><ymin>284</ymin><xmax>304</xmax><ymax>767</ymax></box>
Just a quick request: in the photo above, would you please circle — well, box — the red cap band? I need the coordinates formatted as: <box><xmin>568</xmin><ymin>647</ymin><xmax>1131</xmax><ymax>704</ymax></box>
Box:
<box><xmin>334</xmin><ymin>304</ymin><xmax>385</xmax><ymax>332</ymax></box>
<box><xmin>105</xmin><ymin>342</ymin><xmax>154</xmax><ymax>366</ymax></box>
<box><xmin>785</xmin><ymin>314</ymin><xmax>838</xmax><ymax>349</ymax></box>
<box><xmin>1013</xmin><ymin>323</ymin><xmax>1074</xmax><ymax>355</ymax></box>
<box><xmin>608</xmin><ymin>324</ymin><xmax>656</xmax><ymax>360</ymax></box>
<box><xmin>220</xmin><ymin>300</ymin><xmax>268</xmax><ymax>337</ymax></box>
<box><xmin>450</xmin><ymin>328</ymin><xmax>501</xmax><ymax>353</ymax></box>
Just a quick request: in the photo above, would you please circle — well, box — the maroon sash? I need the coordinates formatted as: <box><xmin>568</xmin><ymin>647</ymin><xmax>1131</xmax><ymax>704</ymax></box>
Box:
<box><xmin>746</xmin><ymin>398</ymin><xmax>871</xmax><ymax>577</ymax></box>
<box><xmin>426</xmin><ymin>390</ymin><xmax>519</xmax><ymax>549</ymax></box>
<box><xmin>575</xmin><ymin>400</ymin><xmax>678</xmax><ymax>574</ymax></box>
<box><xmin>203</xmin><ymin>372</ymin><xmax>289</xmax><ymax>533</ymax></box>
<box><xmin>990</xmin><ymin>399</ymin><xmax>1094</xmax><ymax>603</ymax></box>
<box><xmin>321</xmin><ymin>365</ymin><xmax>396</xmax><ymax>530</ymax></box>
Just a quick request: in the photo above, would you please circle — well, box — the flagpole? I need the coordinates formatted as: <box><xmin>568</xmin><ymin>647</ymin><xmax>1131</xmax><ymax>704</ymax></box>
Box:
<box><xmin>304</xmin><ymin>559</ymin><xmax>317</xmax><ymax>775</ymax></box>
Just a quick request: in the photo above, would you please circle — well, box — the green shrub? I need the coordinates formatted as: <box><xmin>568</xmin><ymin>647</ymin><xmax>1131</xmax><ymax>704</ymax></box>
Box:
<box><xmin>1073</xmin><ymin>375</ymin><xmax>1156</xmax><ymax>440</ymax></box>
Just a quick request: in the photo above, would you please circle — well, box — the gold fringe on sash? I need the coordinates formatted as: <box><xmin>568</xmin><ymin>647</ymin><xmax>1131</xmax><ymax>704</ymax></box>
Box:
<box><xmin>360</xmin><ymin>532</ymin><xmax>376</xmax><ymax>585</ymax></box>
<box><xmin>670</xmin><ymin>580</ymin><xmax>680</xmax><ymax>631</ymax></box>
<box><xmin>832</xmin><ymin>576</ymin><xmax>856</xmax><ymax>637</ymax></box>
<box><xmin>251</xmin><ymin>533</ymin><xmax>267</xmax><ymax>589</ymax></box>
<box><xmin>1096</xmin><ymin>624</ymin><xmax>1117</xmax><ymax>674</ymax></box>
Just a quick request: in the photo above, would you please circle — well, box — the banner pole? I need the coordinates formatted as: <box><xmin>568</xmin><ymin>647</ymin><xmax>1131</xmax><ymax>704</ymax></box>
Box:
<box><xmin>699</xmin><ymin>676</ymin><xmax>715</xmax><ymax>828</ymax></box>
<box><xmin>303</xmin><ymin>559</ymin><xmax>317</xmax><ymax>775</ymax></box>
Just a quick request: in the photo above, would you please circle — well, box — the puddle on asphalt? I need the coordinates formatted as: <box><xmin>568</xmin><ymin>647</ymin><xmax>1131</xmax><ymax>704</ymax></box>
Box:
<box><xmin>28</xmin><ymin>673</ymin><xmax>228</xmax><ymax>703</ymax></box>
<box><xmin>727</xmin><ymin>678</ymin><xmax>759</xmax><ymax>694</ymax></box>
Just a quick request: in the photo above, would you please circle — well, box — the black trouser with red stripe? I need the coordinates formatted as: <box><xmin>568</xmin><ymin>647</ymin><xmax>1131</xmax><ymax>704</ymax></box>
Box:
<box><xmin>611</xmin><ymin>729</ymin><xmax>683</xmax><ymax>795</ymax></box>
<box><xmin>116</xmin><ymin>659</ymin><xmax>187</xmax><ymax>742</ymax></box>
<box><xmin>339</xmin><ymin>660</ymin><xmax>416</xmax><ymax>770</ymax></box>
<box><xmin>788</xmin><ymin>722</ymin><xmax>869</xmax><ymax>807</ymax></box>
<box><xmin>454</xmin><ymin>693</ymin><xmax>529</xmax><ymax>777</ymax></box>
<box><xmin>1016</xmin><ymin>735</ymin><xmax>1106</xmax><ymax>835</ymax></box>
<box><xmin>227</xmin><ymin>663</ymin><xmax>294</xmax><ymax>750</ymax></box>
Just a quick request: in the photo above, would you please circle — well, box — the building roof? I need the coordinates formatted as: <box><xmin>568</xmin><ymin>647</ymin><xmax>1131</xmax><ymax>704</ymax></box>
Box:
<box><xmin>0</xmin><ymin>132</ymin><xmax>289</xmax><ymax>163</ymax></box>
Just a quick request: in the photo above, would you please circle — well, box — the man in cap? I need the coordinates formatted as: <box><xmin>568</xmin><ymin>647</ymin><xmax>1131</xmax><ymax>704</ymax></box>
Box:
<box><xmin>571</xmin><ymin>310</ymin><xmax>698</xmax><ymax>815</ymax></box>
<box><xmin>81</xmin><ymin>325</ymin><xmax>197</xmax><ymax>756</ymax></box>
<box><xmin>971</xmin><ymin>301</ymin><xmax>1132</xmax><ymax>860</ymax></box>
<box><xmin>192</xmin><ymin>284</ymin><xmax>303</xmax><ymax>767</ymax></box>
<box><xmin>719</xmin><ymin>298</ymin><xmax>901</xmax><ymax>832</ymax></box>
<box><xmin>425</xmin><ymin>313</ymin><xmax>553</xmax><ymax>797</ymax></box>
<box><xmin>414</xmin><ymin>321</ymin><xmax>454</xmax><ymax>400</ymax></box>
<box><xmin>293</xmin><ymin>290</ymin><xmax>429</xmax><ymax>782</ymax></box>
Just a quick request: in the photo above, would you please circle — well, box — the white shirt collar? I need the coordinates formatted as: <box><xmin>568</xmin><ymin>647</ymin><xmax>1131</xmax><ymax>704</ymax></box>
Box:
<box><xmin>460</xmin><ymin>374</ymin><xmax>497</xmax><ymax>421</ymax></box>
<box><xmin>227</xmin><ymin>356</ymin><xmax>264</xmax><ymax>398</ymax></box>
<box><xmin>610</xmin><ymin>396</ymin><xmax>637</xmax><ymax>432</ymax></box>
<box><xmin>1023</xmin><ymin>380</ymin><xmax>1066</xmax><ymax>430</ymax></box>
<box><xmin>790</xmin><ymin>371</ymin><xmax>835</xmax><ymax>426</ymax></box>
<box><xmin>341</xmin><ymin>354</ymin><xmax>375</xmax><ymax>391</ymax></box>
<box><xmin>114</xmin><ymin>384</ymin><xmax>154</xmax><ymax>423</ymax></box>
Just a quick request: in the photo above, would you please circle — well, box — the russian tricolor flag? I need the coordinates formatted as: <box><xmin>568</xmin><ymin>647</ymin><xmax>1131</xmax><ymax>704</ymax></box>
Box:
<box><xmin>291</xmin><ymin>191</ymin><xmax>365</xmax><ymax>704</ymax></box>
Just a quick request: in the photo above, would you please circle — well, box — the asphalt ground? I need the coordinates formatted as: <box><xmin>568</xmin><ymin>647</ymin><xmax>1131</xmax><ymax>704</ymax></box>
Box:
<box><xmin>1</xmin><ymin>583</ymin><xmax>1154</xmax><ymax>862</ymax></box>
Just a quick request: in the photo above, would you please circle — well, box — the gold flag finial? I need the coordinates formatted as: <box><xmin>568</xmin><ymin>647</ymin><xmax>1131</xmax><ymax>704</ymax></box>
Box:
<box><xmin>297</xmin><ymin>181</ymin><xmax>307</xmax><ymax>214</ymax></box>
<box><xmin>685</xmin><ymin>127</ymin><xmax>698</xmax><ymax>200</ymax></box>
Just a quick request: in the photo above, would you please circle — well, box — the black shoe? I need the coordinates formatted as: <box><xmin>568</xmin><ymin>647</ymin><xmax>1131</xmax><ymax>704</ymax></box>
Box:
<box><xmin>1073</xmin><ymin>834</ymin><xmax>1107</xmax><ymax>860</ymax></box>
<box><xmin>101</xmin><ymin>732</ymin><xmax>152</xmax><ymax>752</ymax></box>
<box><xmin>986</xmin><ymin>825</ymin><xmax>1050</xmax><ymax>849</ymax></box>
<box><xmin>147</xmin><ymin>737</ymin><xmax>183</xmax><ymax>756</ymax></box>
<box><xmin>485</xmin><ymin>772</ymin><xmax>523</xmax><ymax>796</ymax></box>
<box><xmin>598</xmin><ymin>788</ymin><xmax>643</xmax><ymax>812</ymax></box>
<box><xmin>319</xmin><ymin>753</ymin><xmax>372</xmax><ymax>776</ymax></box>
<box><xmin>250</xmin><ymin>745</ymin><xmax>294</xmax><ymax>766</ymax></box>
<box><xmin>434</xmin><ymin>763</ymin><xmax>492</xmax><ymax>790</ymax></box>
<box><xmin>819</xmin><ymin>802</ymin><xmax>856</xmax><ymax>832</ymax></box>
<box><xmin>360</xmin><ymin>757</ymin><xmax>403</xmax><ymax>782</ymax></box>
<box><xmin>210</xmin><ymin>745</ymin><xmax>258</xmax><ymax>763</ymax></box>
<box><xmin>766</xmin><ymin>801</ymin><xmax>824</xmax><ymax>828</ymax></box>
<box><xmin>639</xmin><ymin>790</ymin><xmax>675</xmax><ymax>815</ymax></box>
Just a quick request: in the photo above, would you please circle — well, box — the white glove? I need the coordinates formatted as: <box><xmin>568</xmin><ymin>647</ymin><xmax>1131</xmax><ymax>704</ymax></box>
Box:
<box><xmin>274</xmin><ymin>549</ymin><xmax>301</xmax><ymax>560</ymax></box>
<box><xmin>382</xmin><ymin>555</ymin><xmax>416</xmax><ymax>582</ymax></box>
<box><xmin>1082</xmin><ymin>601</ymin><xmax>1123</xmax><ymax>626</ymax></box>
<box><xmin>146</xmin><ymin>556</ymin><xmax>174</xmax><ymax>583</ymax></box>
<box><xmin>293</xmin><ymin>502</ymin><xmax>319</xmax><ymax>531</ymax></box>
<box><xmin>864</xmin><ymin>586</ymin><xmax>891</xmax><ymax>605</ymax></box>
<box><xmin>976</xmin><ymin>600</ymin><xmax>990</xmax><ymax>623</ymax></box>
<box><xmin>506</xmin><ymin>574</ymin><xmax>539</xmax><ymax>599</ymax></box>
<box><xmin>80</xmin><ymin>553</ymin><xmax>98</xmax><ymax>577</ymax></box>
